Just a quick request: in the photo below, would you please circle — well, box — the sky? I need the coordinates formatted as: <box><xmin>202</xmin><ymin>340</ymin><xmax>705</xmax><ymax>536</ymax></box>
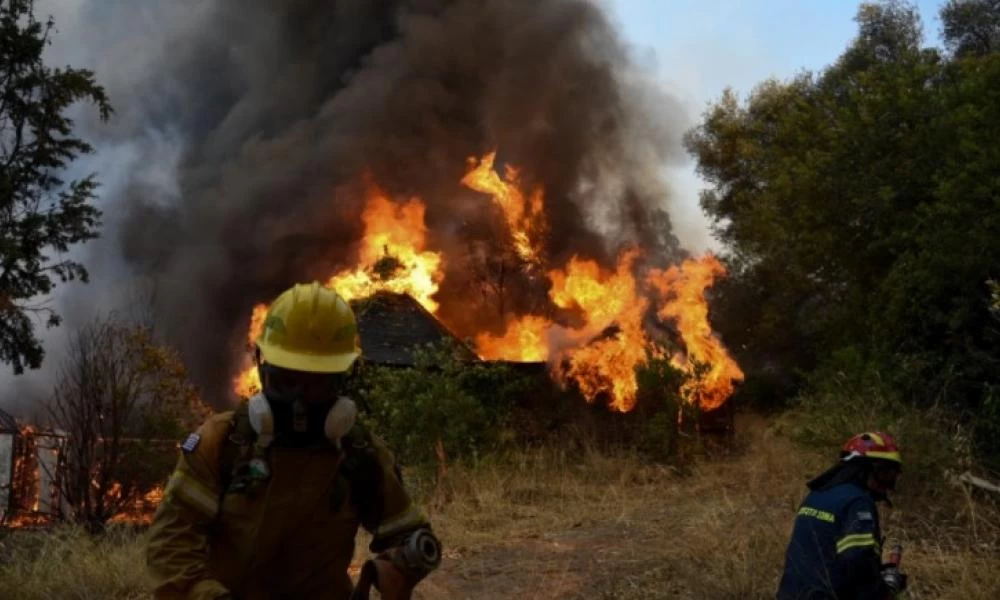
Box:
<box><xmin>602</xmin><ymin>0</ymin><xmax>945</xmax><ymax>252</ymax></box>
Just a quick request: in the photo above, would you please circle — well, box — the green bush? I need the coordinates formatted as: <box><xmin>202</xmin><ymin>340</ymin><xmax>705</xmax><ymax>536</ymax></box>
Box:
<box><xmin>780</xmin><ymin>358</ymin><xmax>975</xmax><ymax>496</ymax></box>
<box><xmin>634</xmin><ymin>356</ymin><xmax>686</xmax><ymax>461</ymax></box>
<box><xmin>356</xmin><ymin>342</ymin><xmax>530</xmax><ymax>465</ymax></box>
<box><xmin>972</xmin><ymin>386</ymin><xmax>1000</xmax><ymax>469</ymax></box>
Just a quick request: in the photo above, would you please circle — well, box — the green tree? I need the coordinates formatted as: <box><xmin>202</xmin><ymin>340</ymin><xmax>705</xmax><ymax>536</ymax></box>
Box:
<box><xmin>686</xmin><ymin>0</ymin><xmax>1000</xmax><ymax>447</ymax></box>
<box><xmin>0</xmin><ymin>0</ymin><xmax>112</xmax><ymax>374</ymax></box>
<box><xmin>941</xmin><ymin>0</ymin><xmax>1000</xmax><ymax>57</ymax></box>
<box><xmin>687</xmin><ymin>2</ymin><xmax>938</xmax><ymax>394</ymax></box>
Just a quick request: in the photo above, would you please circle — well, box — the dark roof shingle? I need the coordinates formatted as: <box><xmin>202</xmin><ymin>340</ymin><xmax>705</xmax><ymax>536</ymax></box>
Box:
<box><xmin>351</xmin><ymin>292</ymin><xmax>478</xmax><ymax>366</ymax></box>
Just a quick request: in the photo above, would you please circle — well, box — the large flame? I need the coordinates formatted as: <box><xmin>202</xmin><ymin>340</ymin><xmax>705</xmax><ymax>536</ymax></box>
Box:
<box><xmin>549</xmin><ymin>250</ymin><xmax>652</xmax><ymax>412</ymax></box>
<box><xmin>461</xmin><ymin>151</ymin><xmax>546</xmax><ymax>264</ymax></box>
<box><xmin>647</xmin><ymin>256</ymin><xmax>745</xmax><ymax>411</ymax></box>
<box><xmin>476</xmin><ymin>250</ymin><xmax>654</xmax><ymax>412</ymax></box>
<box><xmin>327</xmin><ymin>185</ymin><xmax>443</xmax><ymax>312</ymax></box>
<box><xmin>474</xmin><ymin>315</ymin><xmax>551</xmax><ymax>362</ymax></box>
<box><xmin>229</xmin><ymin>151</ymin><xmax>741</xmax><ymax>414</ymax></box>
<box><xmin>232</xmin><ymin>183</ymin><xmax>445</xmax><ymax>397</ymax></box>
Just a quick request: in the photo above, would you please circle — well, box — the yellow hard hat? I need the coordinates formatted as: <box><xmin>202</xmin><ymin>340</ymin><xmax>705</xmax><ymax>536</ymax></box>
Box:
<box><xmin>255</xmin><ymin>282</ymin><xmax>360</xmax><ymax>373</ymax></box>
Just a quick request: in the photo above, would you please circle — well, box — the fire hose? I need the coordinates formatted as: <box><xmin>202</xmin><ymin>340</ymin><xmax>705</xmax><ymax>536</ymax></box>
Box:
<box><xmin>351</xmin><ymin>529</ymin><xmax>442</xmax><ymax>600</ymax></box>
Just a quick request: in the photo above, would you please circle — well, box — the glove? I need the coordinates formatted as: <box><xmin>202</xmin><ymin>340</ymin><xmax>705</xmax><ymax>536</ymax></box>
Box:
<box><xmin>880</xmin><ymin>564</ymin><xmax>908</xmax><ymax>596</ymax></box>
<box><xmin>351</xmin><ymin>558</ymin><xmax>415</xmax><ymax>600</ymax></box>
<box><xmin>372</xmin><ymin>558</ymin><xmax>416</xmax><ymax>600</ymax></box>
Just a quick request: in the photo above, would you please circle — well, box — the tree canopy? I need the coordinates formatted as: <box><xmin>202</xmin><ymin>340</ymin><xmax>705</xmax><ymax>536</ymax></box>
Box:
<box><xmin>687</xmin><ymin>1</ymin><xmax>1000</xmax><ymax>454</ymax></box>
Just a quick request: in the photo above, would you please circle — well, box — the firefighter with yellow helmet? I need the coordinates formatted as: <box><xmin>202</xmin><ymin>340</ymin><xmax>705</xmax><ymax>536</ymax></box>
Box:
<box><xmin>146</xmin><ymin>282</ymin><xmax>441</xmax><ymax>599</ymax></box>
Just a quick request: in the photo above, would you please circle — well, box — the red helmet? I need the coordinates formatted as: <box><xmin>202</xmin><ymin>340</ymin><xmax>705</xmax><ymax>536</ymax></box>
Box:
<box><xmin>840</xmin><ymin>431</ymin><xmax>902</xmax><ymax>465</ymax></box>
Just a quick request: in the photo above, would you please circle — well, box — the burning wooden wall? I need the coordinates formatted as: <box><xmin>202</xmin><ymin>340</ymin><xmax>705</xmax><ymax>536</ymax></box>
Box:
<box><xmin>0</xmin><ymin>413</ymin><xmax>66</xmax><ymax>526</ymax></box>
<box><xmin>0</xmin><ymin>413</ymin><xmax>168</xmax><ymax>528</ymax></box>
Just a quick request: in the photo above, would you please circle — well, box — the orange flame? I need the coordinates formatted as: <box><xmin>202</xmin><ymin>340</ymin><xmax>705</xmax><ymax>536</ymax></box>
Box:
<box><xmin>234</xmin><ymin>367</ymin><xmax>262</xmax><ymax>399</ymax></box>
<box><xmin>474</xmin><ymin>315</ymin><xmax>551</xmax><ymax>362</ymax></box>
<box><xmin>108</xmin><ymin>484</ymin><xmax>165</xmax><ymax>525</ymax></box>
<box><xmin>227</xmin><ymin>152</ymin><xmax>742</xmax><ymax>414</ymax></box>
<box><xmin>232</xmin><ymin>184</ymin><xmax>444</xmax><ymax>397</ymax></box>
<box><xmin>549</xmin><ymin>250</ymin><xmax>642</xmax><ymax>331</ymax></box>
<box><xmin>549</xmin><ymin>250</ymin><xmax>652</xmax><ymax>412</ymax></box>
<box><xmin>232</xmin><ymin>303</ymin><xmax>268</xmax><ymax>397</ymax></box>
<box><xmin>327</xmin><ymin>185</ymin><xmax>443</xmax><ymax>312</ymax></box>
<box><xmin>4</xmin><ymin>425</ymin><xmax>167</xmax><ymax>528</ymax></box>
<box><xmin>647</xmin><ymin>255</ymin><xmax>745</xmax><ymax>411</ymax></box>
<box><xmin>247</xmin><ymin>303</ymin><xmax>269</xmax><ymax>345</ymax></box>
<box><xmin>476</xmin><ymin>249</ymin><xmax>654</xmax><ymax>412</ymax></box>
<box><xmin>462</xmin><ymin>151</ymin><xmax>546</xmax><ymax>263</ymax></box>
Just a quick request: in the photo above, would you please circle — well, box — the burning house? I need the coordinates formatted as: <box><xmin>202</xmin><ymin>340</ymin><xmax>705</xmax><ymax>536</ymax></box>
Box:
<box><xmin>231</xmin><ymin>156</ymin><xmax>744</xmax><ymax>420</ymax></box>
<box><xmin>8</xmin><ymin>1</ymin><xmax>746</xmax><ymax>506</ymax></box>
<box><xmin>0</xmin><ymin>409</ymin><xmax>68</xmax><ymax>526</ymax></box>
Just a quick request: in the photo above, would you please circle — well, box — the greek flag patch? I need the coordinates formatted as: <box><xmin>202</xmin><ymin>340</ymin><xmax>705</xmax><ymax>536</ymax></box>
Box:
<box><xmin>181</xmin><ymin>433</ymin><xmax>201</xmax><ymax>453</ymax></box>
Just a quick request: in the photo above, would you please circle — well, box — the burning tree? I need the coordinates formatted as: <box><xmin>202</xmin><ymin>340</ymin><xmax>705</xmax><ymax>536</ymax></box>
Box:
<box><xmin>45</xmin><ymin>314</ymin><xmax>207</xmax><ymax>531</ymax></box>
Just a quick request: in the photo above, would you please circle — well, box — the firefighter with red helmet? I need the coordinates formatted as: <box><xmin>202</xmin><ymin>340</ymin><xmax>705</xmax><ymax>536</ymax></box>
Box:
<box><xmin>777</xmin><ymin>432</ymin><xmax>908</xmax><ymax>599</ymax></box>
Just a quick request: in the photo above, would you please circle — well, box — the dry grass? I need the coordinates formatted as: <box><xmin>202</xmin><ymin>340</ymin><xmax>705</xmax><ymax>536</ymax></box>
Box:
<box><xmin>1</xmin><ymin>414</ymin><xmax>998</xmax><ymax>599</ymax></box>
<box><xmin>412</xmin><ymin>413</ymin><xmax>1000</xmax><ymax>599</ymax></box>
<box><xmin>0</xmin><ymin>527</ymin><xmax>148</xmax><ymax>600</ymax></box>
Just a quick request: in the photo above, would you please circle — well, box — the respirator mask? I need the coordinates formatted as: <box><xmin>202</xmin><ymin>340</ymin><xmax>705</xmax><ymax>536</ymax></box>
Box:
<box><xmin>249</xmin><ymin>362</ymin><xmax>358</xmax><ymax>448</ymax></box>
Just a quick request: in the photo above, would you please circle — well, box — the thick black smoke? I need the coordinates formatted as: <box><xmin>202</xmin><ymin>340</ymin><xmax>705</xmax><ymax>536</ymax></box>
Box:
<box><xmin>98</xmin><ymin>0</ymin><xmax>687</xmax><ymax>406</ymax></box>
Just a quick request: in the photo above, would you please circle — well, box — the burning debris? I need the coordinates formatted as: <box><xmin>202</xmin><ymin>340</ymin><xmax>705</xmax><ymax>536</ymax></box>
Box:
<box><xmin>0</xmin><ymin>421</ymin><xmax>166</xmax><ymax>528</ymax></box>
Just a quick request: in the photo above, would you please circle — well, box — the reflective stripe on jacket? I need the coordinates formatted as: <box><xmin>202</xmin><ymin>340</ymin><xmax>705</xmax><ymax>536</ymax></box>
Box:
<box><xmin>776</xmin><ymin>481</ymin><xmax>884</xmax><ymax>600</ymax></box>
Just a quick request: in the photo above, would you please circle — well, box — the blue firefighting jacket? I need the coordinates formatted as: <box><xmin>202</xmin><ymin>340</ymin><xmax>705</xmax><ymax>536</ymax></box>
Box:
<box><xmin>777</xmin><ymin>481</ymin><xmax>885</xmax><ymax>600</ymax></box>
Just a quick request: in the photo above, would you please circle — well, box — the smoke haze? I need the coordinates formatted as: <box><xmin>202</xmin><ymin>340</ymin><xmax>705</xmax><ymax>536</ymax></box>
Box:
<box><xmin>9</xmin><ymin>0</ymin><xmax>691</xmax><ymax>408</ymax></box>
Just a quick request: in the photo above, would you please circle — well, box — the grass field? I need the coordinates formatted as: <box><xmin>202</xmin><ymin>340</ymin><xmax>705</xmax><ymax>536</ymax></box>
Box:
<box><xmin>1</xmin><ymin>414</ymin><xmax>998</xmax><ymax>599</ymax></box>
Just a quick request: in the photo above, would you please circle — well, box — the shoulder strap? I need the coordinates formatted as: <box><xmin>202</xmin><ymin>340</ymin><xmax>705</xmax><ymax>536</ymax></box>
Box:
<box><xmin>218</xmin><ymin>403</ymin><xmax>255</xmax><ymax>496</ymax></box>
<box><xmin>336</xmin><ymin>423</ymin><xmax>386</xmax><ymax>527</ymax></box>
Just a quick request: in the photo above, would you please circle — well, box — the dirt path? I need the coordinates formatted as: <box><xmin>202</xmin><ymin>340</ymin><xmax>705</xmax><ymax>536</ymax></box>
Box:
<box><xmin>412</xmin><ymin>510</ymin><xmax>692</xmax><ymax>599</ymax></box>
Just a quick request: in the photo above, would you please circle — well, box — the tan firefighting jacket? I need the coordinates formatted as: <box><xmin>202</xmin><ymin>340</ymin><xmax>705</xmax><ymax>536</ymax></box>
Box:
<box><xmin>145</xmin><ymin>410</ymin><xmax>427</xmax><ymax>600</ymax></box>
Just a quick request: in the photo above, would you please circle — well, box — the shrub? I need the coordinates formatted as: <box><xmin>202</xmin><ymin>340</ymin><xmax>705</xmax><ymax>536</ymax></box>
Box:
<box><xmin>356</xmin><ymin>342</ymin><xmax>530</xmax><ymax>465</ymax></box>
<box><xmin>779</xmin><ymin>354</ymin><xmax>975</xmax><ymax>497</ymax></box>
<box><xmin>634</xmin><ymin>356</ymin><xmax>686</xmax><ymax>460</ymax></box>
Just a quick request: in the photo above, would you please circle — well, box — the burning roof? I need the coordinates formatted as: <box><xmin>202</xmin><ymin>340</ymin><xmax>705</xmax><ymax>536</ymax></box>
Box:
<box><xmin>232</xmin><ymin>152</ymin><xmax>743</xmax><ymax>413</ymax></box>
<box><xmin>352</xmin><ymin>292</ymin><xmax>478</xmax><ymax>367</ymax></box>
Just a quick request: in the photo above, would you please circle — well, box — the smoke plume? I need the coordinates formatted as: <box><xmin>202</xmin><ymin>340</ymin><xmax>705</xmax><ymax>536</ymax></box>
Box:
<box><xmin>30</xmin><ymin>0</ymin><xmax>690</xmax><ymax>407</ymax></box>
